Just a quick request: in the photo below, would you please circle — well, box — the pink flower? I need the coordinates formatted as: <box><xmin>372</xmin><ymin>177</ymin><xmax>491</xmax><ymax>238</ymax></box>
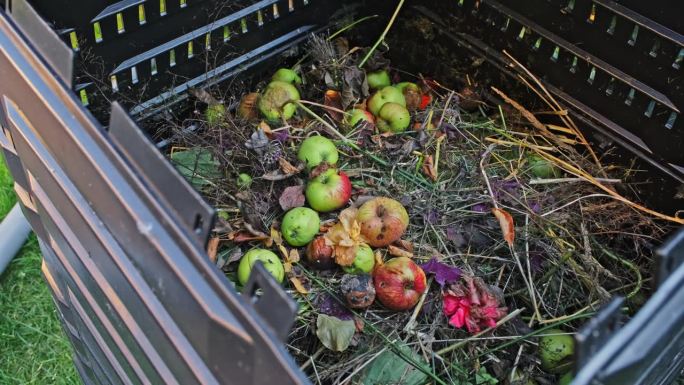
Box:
<box><xmin>442</xmin><ymin>276</ymin><xmax>508</xmax><ymax>333</ymax></box>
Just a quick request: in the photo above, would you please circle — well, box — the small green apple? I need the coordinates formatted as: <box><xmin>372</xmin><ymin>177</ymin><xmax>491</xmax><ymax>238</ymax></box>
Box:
<box><xmin>539</xmin><ymin>329</ymin><xmax>575</xmax><ymax>374</ymax></box>
<box><xmin>345</xmin><ymin>109</ymin><xmax>375</xmax><ymax>128</ymax></box>
<box><xmin>237</xmin><ymin>249</ymin><xmax>284</xmax><ymax>285</ymax></box>
<box><xmin>306</xmin><ymin>168</ymin><xmax>352</xmax><ymax>212</ymax></box>
<box><xmin>205</xmin><ymin>103</ymin><xmax>227</xmax><ymax>126</ymax></box>
<box><xmin>376</xmin><ymin>102</ymin><xmax>411</xmax><ymax>133</ymax></box>
<box><xmin>272</xmin><ymin>68</ymin><xmax>302</xmax><ymax>85</ymax></box>
<box><xmin>281</xmin><ymin>207</ymin><xmax>320</xmax><ymax>247</ymax></box>
<box><xmin>237</xmin><ymin>173</ymin><xmax>252</xmax><ymax>189</ymax></box>
<box><xmin>368</xmin><ymin>86</ymin><xmax>406</xmax><ymax>116</ymax></box>
<box><xmin>297</xmin><ymin>135</ymin><xmax>339</xmax><ymax>170</ymax></box>
<box><xmin>558</xmin><ymin>372</ymin><xmax>573</xmax><ymax>385</ymax></box>
<box><xmin>528</xmin><ymin>154</ymin><xmax>560</xmax><ymax>179</ymax></box>
<box><xmin>342</xmin><ymin>244</ymin><xmax>375</xmax><ymax>274</ymax></box>
<box><xmin>258</xmin><ymin>81</ymin><xmax>300</xmax><ymax>122</ymax></box>
<box><xmin>367</xmin><ymin>70</ymin><xmax>391</xmax><ymax>90</ymax></box>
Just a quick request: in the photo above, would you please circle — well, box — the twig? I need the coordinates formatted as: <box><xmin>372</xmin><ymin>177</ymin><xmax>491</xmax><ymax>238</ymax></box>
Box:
<box><xmin>529</xmin><ymin>177</ymin><xmax>621</xmax><ymax>185</ymax></box>
<box><xmin>328</xmin><ymin>15</ymin><xmax>378</xmax><ymax>41</ymax></box>
<box><xmin>299</xmin><ymin>346</ymin><xmax>325</xmax><ymax>371</ymax></box>
<box><xmin>436</xmin><ymin>308</ymin><xmax>524</xmax><ymax>355</ymax></box>
<box><xmin>404</xmin><ymin>277</ymin><xmax>433</xmax><ymax>332</ymax></box>
<box><xmin>359</xmin><ymin>0</ymin><xmax>405</xmax><ymax>68</ymax></box>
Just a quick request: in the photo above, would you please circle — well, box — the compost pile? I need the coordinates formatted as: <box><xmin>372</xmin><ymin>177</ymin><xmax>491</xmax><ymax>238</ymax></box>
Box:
<box><xmin>162</xmin><ymin>34</ymin><xmax>679</xmax><ymax>385</ymax></box>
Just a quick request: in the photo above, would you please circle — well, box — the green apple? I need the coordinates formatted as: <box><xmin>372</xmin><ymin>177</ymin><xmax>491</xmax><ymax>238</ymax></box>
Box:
<box><xmin>367</xmin><ymin>70</ymin><xmax>391</xmax><ymax>90</ymax></box>
<box><xmin>297</xmin><ymin>135</ymin><xmax>339</xmax><ymax>170</ymax></box>
<box><xmin>368</xmin><ymin>86</ymin><xmax>406</xmax><ymax>116</ymax></box>
<box><xmin>272</xmin><ymin>68</ymin><xmax>302</xmax><ymax>85</ymax></box>
<box><xmin>558</xmin><ymin>372</ymin><xmax>573</xmax><ymax>385</ymax></box>
<box><xmin>394</xmin><ymin>82</ymin><xmax>419</xmax><ymax>93</ymax></box>
<box><xmin>342</xmin><ymin>244</ymin><xmax>375</xmax><ymax>274</ymax></box>
<box><xmin>258</xmin><ymin>81</ymin><xmax>300</xmax><ymax>122</ymax></box>
<box><xmin>345</xmin><ymin>109</ymin><xmax>375</xmax><ymax>128</ymax></box>
<box><xmin>237</xmin><ymin>249</ymin><xmax>284</xmax><ymax>285</ymax></box>
<box><xmin>306</xmin><ymin>168</ymin><xmax>352</xmax><ymax>212</ymax></box>
<box><xmin>528</xmin><ymin>154</ymin><xmax>560</xmax><ymax>179</ymax></box>
<box><xmin>376</xmin><ymin>102</ymin><xmax>410</xmax><ymax>133</ymax></box>
<box><xmin>539</xmin><ymin>329</ymin><xmax>575</xmax><ymax>374</ymax></box>
<box><xmin>237</xmin><ymin>173</ymin><xmax>252</xmax><ymax>189</ymax></box>
<box><xmin>205</xmin><ymin>103</ymin><xmax>227</xmax><ymax>126</ymax></box>
<box><xmin>281</xmin><ymin>207</ymin><xmax>320</xmax><ymax>247</ymax></box>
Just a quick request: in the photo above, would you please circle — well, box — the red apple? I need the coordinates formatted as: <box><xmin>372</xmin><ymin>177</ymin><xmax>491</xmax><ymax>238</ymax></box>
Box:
<box><xmin>373</xmin><ymin>257</ymin><xmax>427</xmax><ymax>311</ymax></box>
<box><xmin>356</xmin><ymin>197</ymin><xmax>409</xmax><ymax>247</ymax></box>
<box><xmin>305</xmin><ymin>236</ymin><xmax>335</xmax><ymax>270</ymax></box>
<box><xmin>305</xmin><ymin>168</ymin><xmax>352</xmax><ymax>212</ymax></box>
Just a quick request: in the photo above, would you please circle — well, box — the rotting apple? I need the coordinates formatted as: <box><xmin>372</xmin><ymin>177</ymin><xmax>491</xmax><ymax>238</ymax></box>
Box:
<box><xmin>272</xmin><ymin>68</ymin><xmax>302</xmax><ymax>85</ymax></box>
<box><xmin>342</xmin><ymin>244</ymin><xmax>375</xmax><ymax>274</ymax></box>
<box><xmin>340</xmin><ymin>273</ymin><xmax>376</xmax><ymax>309</ymax></box>
<box><xmin>356</xmin><ymin>197</ymin><xmax>409</xmax><ymax>247</ymax></box>
<box><xmin>237</xmin><ymin>248</ymin><xmax>284</xmax><ymax>285</ymax></box>
<box><xmin>527</xmin><ymin>153</ymin><xmax>560</xmax><ymax>179</ymax></box>
<box><xmin>345</xmin><ymin>108</ymin><xmax>375</xmax><ymax>128</ymax></box>
<box><xmin>395</xmin><ymin>82</ymin><xmax>422</xmax><ymax>111</ymax></box>
<box><xmin>281</xmin><ymin>207</ymin><xmax>320</xmax><ymax>247</ymax></box>
<box><xmin>297</xmin><ymin>135</ymin><xmax>339</xmax><ymax>170</ymax></box>
<box><xmin>373</xmin><ymin>257</ymin><xmax>427</xmax><ymax>311</ymax></box>
<box><xmin>368</xmin><ymin>86</ymin><xmax>406</xmax><ymax>116</ymax></box>
<box><xmin>539</xmin><ymin>329</ymin><xmax>575</xmax><ymax>374</ymax></box>
<box><xmin>306</xmin><ymin>168</ymin><xmax>352</xmax><ymax>212</ymax></box>
<box><xmin>306</xmin><ymin>236</ymin><xmax>336</xmax><ymax>270</ymax></box>
<box><xmin>258</xmin><ymin>81</ymin><xmax>300</xmax><ymax>122</ymax></box>
<box><xmin>205</xmin><ymin>103</ymin><xmax>227</xmax><ymax>127</ymax></box>
<box><xmin>376</xmin><ymin>102</ymin><xmax>411</xmax><ymax>133</ymax></box>
<box><xmin>367</xmin><ymin>70</ymin><xmax>391</xmax><ymax>90</ymax></box>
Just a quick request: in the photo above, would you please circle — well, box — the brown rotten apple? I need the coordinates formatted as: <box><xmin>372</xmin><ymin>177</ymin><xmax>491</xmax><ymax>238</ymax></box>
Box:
<box><xmin>373</xmin><ymin>257</ymin><xmax>427</xmax><ymax>311</ymax></box>
<box><xmin>306</xmin><ymin>236</ymin><xmax>335</xmax><ymax>270</ymax></box>
<box><xmin>356</xmin><ymin>197</ymin><xmax>409</xmax><ymax>247</ymax></box>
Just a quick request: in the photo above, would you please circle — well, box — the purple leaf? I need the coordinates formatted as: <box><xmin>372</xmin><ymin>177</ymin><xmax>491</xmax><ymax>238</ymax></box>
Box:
<box><xmin>471</xmin><ymin>203</ymin><xmax>490</xmax><ymax>213</ymax></box>
<box><xmin>317</xmin><ymin>294</ymin><xmax>353</xmax><ymax>321</ymax></box>
<box><xmin>424</xmin><ymin>209</ymin><xmax>440</xmax><ymax>225</ymax></box>
<box><xmin>420</xmin><ymin>257</ymin><xmax>462</xmax><ymax>287</ymax></box>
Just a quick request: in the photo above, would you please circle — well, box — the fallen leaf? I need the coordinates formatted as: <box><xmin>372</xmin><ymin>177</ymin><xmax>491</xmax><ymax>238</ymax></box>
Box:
<box><xmin>279</xmin><ymin>185</ymin><xmax>306</xmax><ymax>211</ymax></box>
<box><xmin>324</xmin><ymin>207</ymin><xmax>368</xmax><ymax>266</ymax></box>
<box><xmin>420</xmin><ymin>257</ymin><xmax>461</xmax><ymax>287</ymax></box>
<box><xmin>395</xmin><ymin>239</ymin><xmax>414</xmax><ymax>253</ymax></box>
<box><xmin>207</xmin><ymin>237</ymin><xmax>220</xmax><ymax>263</ymax></box>
<box><xmin>270</xmin><ymin>226</ymin><xmax>283</xmax><ymax>246</ymax></box>
<box><xmin>492</xmin><ymin>207</ymin><xmax>515</xmax><ymax>246</ymax></box>
<box><xmin>374</xmin><ymin>250</ymin><xmax>384</xmax><ymax>267</ymax></box>
<box><xmin>419</xmin><ymin>93</ymin><xmax>432</xmax><ymax>110</ymax></box>
<box><xmin>170</xmin><ymin>148</ymin><xmax>222</xmax><ymax>189</ymax></box>
<box><xmin>316</xmin><ymin>314</ymin><xmax>356</xmax><ymax>352</ymax></box>
<box><xmin>422</xmin><ymin>155</ymin><xmax>437</xmax><ymax>181</ymax></box>
<box><xmin>278</xmin><ymin>157</ymin><xmax>302</xmax><ymax>175</ymax></box>
<box><xmin>360</xmin><ymin>344</ymin><xmax>429</xmax><ymax>385</ymax></box>
<box><xmin>324</xmin><ymin>90</ymin><xmax>344</xmax><ymax>122</ymax></box>
<box><xmin>288</xmin><ymin>249</ymin><xmax>300</xmax><ymax>264</ymax></box>
<box><xmin>388</xmin><ymin>244</ymin><xmax>413</xmax><ymax>259</ymax></box>
<box><xmin>228</xmin><ymin>231</ymin><xmax>270</xmax><ymax>243</ymax></box>
<box><xmin>290</xmin><ymin>277</ymin><xmax>309</xmax><ymax>294</ymax></box>
<box><xmin>237</xmin><ymin>93</ymin><xmax>259</xmax><ymax>120</ymax></box>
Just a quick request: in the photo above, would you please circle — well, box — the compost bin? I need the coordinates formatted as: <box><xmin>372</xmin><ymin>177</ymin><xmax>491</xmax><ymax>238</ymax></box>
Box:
<box><xmin>0</xmin><ymin>0</ymin><xmax>682</xmax><ymax>384</ymax></box>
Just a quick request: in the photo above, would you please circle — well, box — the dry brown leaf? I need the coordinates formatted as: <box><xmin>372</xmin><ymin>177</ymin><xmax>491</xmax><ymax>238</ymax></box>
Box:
<box><xmin>279</xmin><ymin>185</ymin><xmax>306</xmax><ymax>211</ymax></box>
<box><xmin>492</xmin><ymin>207</ymin><xmax>515</xmax><ymax>247</ymax></box>
<box><xmin>388</xmin><ymin>244</ymin><xmax>413</xmax><ymax>259</ymax></box>
<box><xmin>229</xmin><ymin>231</ymin><xmax>270</xmax><ymax>243</ymax></box>
<box><xmin>324</xmin><ymin>90</ymin><xmax>344</xmax><ymax>122</ymax></box>
<box><xmin>422</xmin><ymin>155</ymin><xmax>438</xmax><ymax>181</ymax></box>
<box><xmin>279</xmin><ymin>157</ymin><xmax>303</xmax><ymax>175</ymax></box>
<box><xmin>394</xmin><ymin>239</ymin><xmax>414</xmax><ymax>253</ymax></box>
<box><xmin>238</xmin><ymin>93</ymin><xmax>259</xmax><ymax>120</ymax></box>
<box><xmin>271</xmin><ymin>226</ymin><xmax>283</xmax><ymax>246</ymax></box>
<box><xmin>374</xmin><ymin>250</ymin><xmax>384</xmax><ymax>267</ymax></box>
<box><xmin>324</xmin><ymin>207</ymin><xmax>368</xmax><ymax>266</ymax></box>
<box><xmin>289</xmin><ymin>249</ymin><xmax>301</xmax><ymax>264</ymax></box>
<box><xmin>290</xmin><ymin>277</ymin><xmax>309</xmax><ymax>294</ymax></box>
<box><xmin>207</xmin><ymin>237</ymin><xmax>220</xmax><ymax>263</ymax></box>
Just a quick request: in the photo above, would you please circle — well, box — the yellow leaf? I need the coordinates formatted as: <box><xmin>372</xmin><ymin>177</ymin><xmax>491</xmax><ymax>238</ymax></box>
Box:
<box><xmin>492</xmin><ymin>207</ymin><xmax>515</xmax><ymax>247</ymax></box>
<box><xmin>290</xmin><ymin>277</ymin><xmax>309</xmax><ymax>294</ymax></box>
<box><xmin>271</xmin><ymin>226</ymin><xmax>283</xmax><ymax>246</ymax></box>
<box><xmin>288</xmin><ymin>249</ymin><xmax>300</xmax><ymax>264</ymax></box>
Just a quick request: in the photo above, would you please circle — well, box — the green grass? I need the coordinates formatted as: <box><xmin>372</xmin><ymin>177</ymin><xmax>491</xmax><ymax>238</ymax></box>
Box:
<box><xmin>0</xmin><ymin>154</ymin><xmax>79</xmax><ymax>384</ymax></box>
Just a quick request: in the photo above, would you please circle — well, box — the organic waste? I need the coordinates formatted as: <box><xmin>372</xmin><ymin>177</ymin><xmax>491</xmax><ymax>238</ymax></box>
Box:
<box><xmin>162</xmin><ymin>27</ymin><xmax>679</xmax><ymax>385</ymax></box>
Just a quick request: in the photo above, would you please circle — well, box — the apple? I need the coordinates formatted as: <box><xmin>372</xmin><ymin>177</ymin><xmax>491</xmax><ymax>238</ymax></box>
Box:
<box><xmin>340</xmin><ymin>273</ymin><xmax>376</xmax><ymax>309</ymax></box>
<box><xmin>258</xmin><ymin>81</ymin><xmax>300</xmax><ymax>122</ymax></box>
<box><xmin>376</xmin><ymin>102</ymin><xmax>411</xmax><ymax>133</ymax></box>
<box><xmin>539</xmin><ymin>329</ymin><xmax>575</xmax><ymax>374</ymax></box>
<box><xmin>356</xmin><ymin>197</ymin><xmax>409</xmax><ymax>247</ymax></box>
<box><xmin>367</xmin><ymin>70</ymin><xmax>391</xmax><ymax>90</ymax></box>
<box><xmin>368</xmin><ymin>86</ymin><xmax>406</xmax><ymax>116</ymax></box>
<box><xmin>297</xmin><ymin>135</ymin><xmax>339</xmax><ymax>170</ymax></box>
<box><xmin>237</xmin><ymin>173</ymin><xmax>252</xmax><ymax>189</ymax></box>
<box><xmin>558</xmin><ymin>372</ymin><xmax>573</xmax><ymax>385</ymax></box>
<box><xmin>342</xmin><ymin>244</ymin><xmax>375</xmax><ymax>274</ymax></box>
<box><xmin>281</xmin><ymin>207</ymin><xmax>320</xmax><ymax>247</ymax></box>
<box><xmin>395</xmin><ymin>82</ymin><xmax>422</xmax><ymax>111</ymax></box>
<box><xmin>237</xmin><ymin>249</ymin><xmax>284</xmax><ymax>285</ymax></box>
<box><xmin>305</xmin><ymin>168</ymin><xmax>352</xmax><ymax>212</ymax></box>
<box><xmin>305</xmin><ymin>236</ymin><xmax>336</xmax><ymax>270</ymax></box>
<box><xmin>373</xmin><ymin>257</ymin><xmax>427</xmax><ymax>311</ymax></box>
<box><xmin>528</xmin><ymin>154</ymin><xmax>560</xmax><ymax>179</ymax></box>
<box><xmin>272</xmin><ymin>68</ymin><xmax>302</xmax><ymax>85</ymax></box>
<box><xmin>345</xmin><ymin>108</ymin><xmax>375</xmax><ymax>128</ymax></box>
<box><xmin>205</xmin><ymin>103</ymin><xmax>227</xmax><ymax>126</ymax></box>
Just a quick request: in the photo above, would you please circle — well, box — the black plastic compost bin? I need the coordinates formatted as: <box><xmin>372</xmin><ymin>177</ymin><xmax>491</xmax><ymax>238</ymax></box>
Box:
<box><xmin>0</xmin><ymin>0</ymin><xmax>682</xmax><ymax>384</ymax></box>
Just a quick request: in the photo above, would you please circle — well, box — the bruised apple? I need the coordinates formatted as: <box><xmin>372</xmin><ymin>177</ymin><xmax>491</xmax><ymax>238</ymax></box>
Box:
<box><xmin>345</xmin><ymin>109</ymin><xmax>375</xmax><ymax>128</ymax></box>
<box><xmin>258</xmin><ymin>81</ymin><xmax>300</xmax><ymax>122</ymax></box>
<box><xmin>376</xmin><ymin>102</ymin><xmax>410</xmax><ymax>133</ymax></box>
<box><xmin>306</xmin><ymin>236</ymin><xmax>335</xmax><ymax>270</ymax></box>
<box><xmin>373</xmin><ymin>257</ymin><xmax>427</xmax><ymax>311</ymax></box>
<box><xmin>356</xmin><ymin>197</ymin><xmax>409</xmax><ymax>247</ymax></box>
<box><xmin>305</xmin><ymin>168</ymin><xmax>352</xmax><ymax>212</ymax></box>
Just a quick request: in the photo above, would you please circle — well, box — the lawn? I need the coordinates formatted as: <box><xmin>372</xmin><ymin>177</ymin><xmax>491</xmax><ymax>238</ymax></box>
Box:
<box><xmin>0</xmin><ymin>154</ymin><xmax>78</xmax><ymax>384</ymax></box>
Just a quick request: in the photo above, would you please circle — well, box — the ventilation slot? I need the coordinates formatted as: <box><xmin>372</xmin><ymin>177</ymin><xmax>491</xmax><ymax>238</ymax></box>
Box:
<box><xmin>665</xmin><ymin>112</ymin><xmax>677</xmax><ymax>129</ymax></box>
<box><xmin>150</xmin><ymin>58</ymin><xmax>158</xmax><ymax>76</ymax></box>
<box><xmin>169</xmin><ymin>49</ymin><xmax>176</xmax><ymax>66</ymax></box>
<box><xmin>116</xmin><ymin>12</ymin><xmax>125</xmax><ymax>34</ymax></box>
<box><xmin>628</xmin><ymin>25</ymin><xmax>639</xmax><ymax>46</ymax></box>
<box><xmin>138</xmin><ymin>4</ymin><xmax>146</xmax><ymax>25</ymax></box>
<box><xmin>180</xmin><ymin>0</ymin><xmax>187</xmax><ymax>8</ymax></box>
<box><xmin>79</xmin><ymin>89</ymin><xmax>89</xmax><ymax>106</ymax></box>
<box><xmin>160</xmin><ymin>0</ymin><xmax>167</xmax><ymax>16</ymax></box>
<box><xmin>110</xmin><ymin>75</ymin><xmax>119</xmax><ymax>92</ymax></box>
<box><xmin>131</xmin><ymin>66</ymin><xmax>138</xmax><ymax>84</ymax></box>
<box><xmin>93</xmin><ymin>22</ymin><xmax>103</xmax><ymax>43</ymax></box>
<box><xmin>69</xmin><ymin>31</ymin><xmax>79</xmax><ymax>51</ymax></box>
<box><xmin>644</xmin><ymin>100</ymin><xmax>655</xmax><ymax>118</ymax></box>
